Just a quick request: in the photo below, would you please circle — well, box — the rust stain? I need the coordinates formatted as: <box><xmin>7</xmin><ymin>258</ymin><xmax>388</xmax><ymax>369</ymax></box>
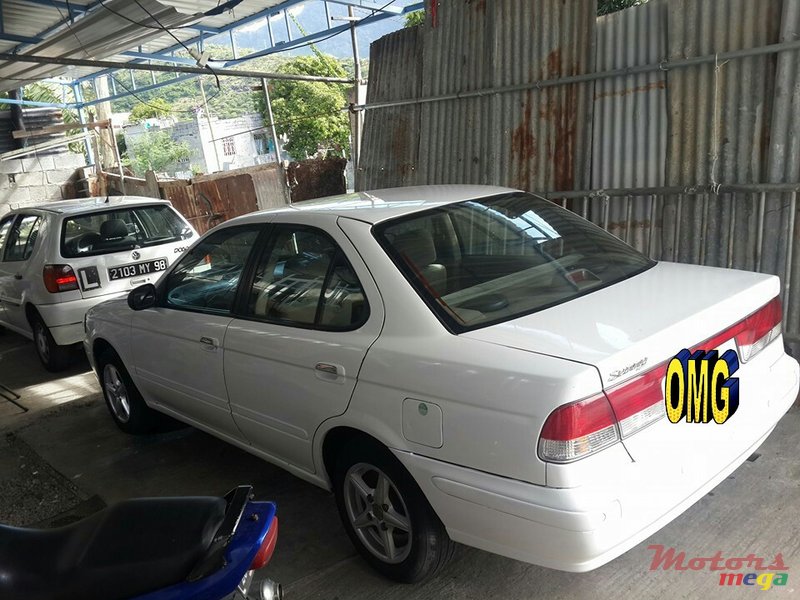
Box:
<box><xmin>594</xmin><ymin>80</ymin><xmax>666</xmax><ymax>101</ymax></box>
<box><xmin>473</xmin><ymin>0</ymin><xmax>486</xmax><ymax>13</ymax></box>
<box><xmin>510</xmin><ymin>91</ymin><xmax>536</xmax><ymax>190</ymax></box>
<box><xmin>546</xmin><ymin>48</ymin><xmax>562</xmax><ymax>78</ymax></box>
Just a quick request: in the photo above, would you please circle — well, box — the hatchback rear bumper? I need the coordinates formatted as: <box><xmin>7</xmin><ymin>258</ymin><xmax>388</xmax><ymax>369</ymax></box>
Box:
<box><xmin>37</xmin><ymin>293</ymin><xmax>127</xmax><ymax>345</ymax></box>
<box><xmin>394</xmin><ymin>353</ymin><xmax>799</xmax><ymax>572</ymax></box>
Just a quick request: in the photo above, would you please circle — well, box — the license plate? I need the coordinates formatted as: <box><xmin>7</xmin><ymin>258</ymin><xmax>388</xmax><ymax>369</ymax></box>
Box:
<box><xmin>108</xmin><ymin>258</ymin><xmax>168</xmax><ymax>281</ymax></box>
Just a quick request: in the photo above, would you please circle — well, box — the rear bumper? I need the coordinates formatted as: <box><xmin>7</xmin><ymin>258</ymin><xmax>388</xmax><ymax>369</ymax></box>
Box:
<box><xmin>394</xmin><ymin>353</ymin><xmax>799</xmax><ymax>572</ymax></box>
<box><xmin>37</xmin><ymin>293</ymin><xmax>127</xmax><ymax>346</ymax></box>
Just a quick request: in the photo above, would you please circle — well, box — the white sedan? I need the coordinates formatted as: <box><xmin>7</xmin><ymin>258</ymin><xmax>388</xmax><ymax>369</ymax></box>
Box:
<box><xmin>84</xmin><ymin>185</ymin><xmax>799</xmax><ymax>582</ymax></box>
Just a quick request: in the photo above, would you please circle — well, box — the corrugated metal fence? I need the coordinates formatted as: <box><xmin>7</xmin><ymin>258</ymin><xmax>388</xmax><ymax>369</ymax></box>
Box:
<box><xmin>358</xmin><ymin>0</ymin><xmax>800</xmax><ymax>351</ymax></box>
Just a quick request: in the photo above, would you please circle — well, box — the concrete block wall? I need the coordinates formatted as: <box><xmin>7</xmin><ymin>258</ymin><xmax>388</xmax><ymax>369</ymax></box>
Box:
<box><xmin>0</xmin><ymin>152</ymin><xmax>86</xmax><ymax>216</ymax></box>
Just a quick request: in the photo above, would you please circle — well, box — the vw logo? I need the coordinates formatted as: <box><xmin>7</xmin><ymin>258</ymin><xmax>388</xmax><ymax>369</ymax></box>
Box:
<box><xmin>131</xmin><ymin>250</ymin><xmax>141</xmax><ymax>260</ymax></box>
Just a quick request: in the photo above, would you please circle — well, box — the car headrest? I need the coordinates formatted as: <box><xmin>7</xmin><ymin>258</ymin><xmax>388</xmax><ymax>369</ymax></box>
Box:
<box><xmin>393</xmin><ymin>230</ymin><xmax>437</xmax><ymax>266</ymax></box>
<box><xmin>100</xmin><ymin>219</ymin><xmax>129</xmax><ymax>240</ymax></box>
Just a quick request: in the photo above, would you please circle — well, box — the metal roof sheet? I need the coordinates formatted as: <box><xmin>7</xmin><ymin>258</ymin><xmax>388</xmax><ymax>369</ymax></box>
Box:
<box><xmin>0</xmin><ymin>0</ymin><xmax>292</xmax><ymax>91</ymax></box>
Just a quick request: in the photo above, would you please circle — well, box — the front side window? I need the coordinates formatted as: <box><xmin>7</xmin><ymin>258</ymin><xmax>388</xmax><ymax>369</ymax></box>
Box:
<box><xmin>61</xmin><ymin>205</ymin><xmax>191</xmax><ymax>258</ymax></box>
<box><xmin>245</xmin><ymin>226</ymin><xmax>368</xmax><ymax>330</ymax></box>
<box><xmin>4</xmin><ymin>215</ymin><xmax>42</xmax><ymax>262</ymax></box>
<box><xmin>374</xmin><ymin>192</ymin><xmax>654</xmax><ymax>332</ymax></box>
<box><xmin>163</xmin><ymin>226</ymin><xmax>260</xmax><ymax>314</ymax></box>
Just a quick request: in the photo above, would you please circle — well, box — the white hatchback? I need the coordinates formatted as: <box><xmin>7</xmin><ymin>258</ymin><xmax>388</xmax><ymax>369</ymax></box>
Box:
<box><xmin>84</xmin><ymin>186</ymin><xmax>799</xmax><ymax>582</ymax></box>
<box><xmin>0</xmin><ymin>197</ymin><xmax>195</xmax><ymax>370</ymax></box>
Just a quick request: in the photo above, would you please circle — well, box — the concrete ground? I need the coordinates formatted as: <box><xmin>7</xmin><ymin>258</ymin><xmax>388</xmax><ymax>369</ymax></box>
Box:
<box><xmin>1</xmin><ymin>328</ymin><xmax>799</xmax><ymax>600</ymax></box>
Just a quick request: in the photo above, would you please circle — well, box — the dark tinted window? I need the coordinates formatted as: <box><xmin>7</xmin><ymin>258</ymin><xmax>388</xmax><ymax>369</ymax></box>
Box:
<box><xmin>61</xmin><ymin>205</ymin><xmax>191</xmax><ymax>258</ymax></box>
<box><xmin>375</xmin><ymin>192</ymin><xmax>654</xmax><ymax>332</ymax></box>
<box><xmin>4</xmin><ymin>215</ymin><xmax>41</xmax><ymax>262</ymax></box>
<box><xmin>245</xmin><ymin>226</ymin><xmax>368</xmax><ymax>330</ymax></box>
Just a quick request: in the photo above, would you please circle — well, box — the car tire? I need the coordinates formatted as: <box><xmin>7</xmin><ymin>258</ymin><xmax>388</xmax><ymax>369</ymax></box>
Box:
<box><xmin>333</xmin><ymin>437</ymin><xmax>456</xmax><ymax>583</ymax></box>
<box><xmin>32</xmin><ymin>316</ymin><xmax>72</xmax><ymax>372</ymax></box>
<box><xmin>97</xmin><ymin>349</ymin><xmax>164</xmax><ymax>435</ymax></box>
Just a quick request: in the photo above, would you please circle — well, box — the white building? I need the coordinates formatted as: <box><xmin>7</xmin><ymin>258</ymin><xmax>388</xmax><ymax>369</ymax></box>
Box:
<box><xmin>124</xmin><ymin>112</ymin><xmax>277</xmax><ymax>177</ymax></box>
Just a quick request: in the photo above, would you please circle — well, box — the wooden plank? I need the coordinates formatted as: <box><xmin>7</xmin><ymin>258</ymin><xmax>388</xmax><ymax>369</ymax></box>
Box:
<box><xmin>12</xmin><ymin>119</ymin><xmax>111</xmax><ymax>140</ymax></box>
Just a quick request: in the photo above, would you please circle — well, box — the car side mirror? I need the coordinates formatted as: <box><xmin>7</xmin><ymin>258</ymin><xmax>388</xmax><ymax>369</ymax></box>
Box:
<box><xmin>128</xmin><ymin>284</ymin><xmax>157</xmax><ymax>311</ymax></box>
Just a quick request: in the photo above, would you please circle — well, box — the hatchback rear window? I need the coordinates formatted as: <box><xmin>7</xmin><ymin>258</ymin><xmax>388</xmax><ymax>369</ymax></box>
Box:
<box><xmin>61</xmin><ymin>205</ymin><xmax>191</xmax><ymax>258</ymax></box>
<box><xmin>374</xmin><ymin>192</ymin><xmax>655</xmax><ymax>332</ymax></box>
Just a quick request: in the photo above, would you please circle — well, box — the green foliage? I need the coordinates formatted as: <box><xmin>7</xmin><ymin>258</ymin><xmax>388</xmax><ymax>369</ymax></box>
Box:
<box><xmin>263</xmin><ymin>54</ymin><xmax>351</xmax><ymax>160</ymax></box>
<box><xmin>129</xmin><ymin>97</ymin><xmax>172</xmax><ymax>122</ymax></box>
<box><xmin>128</xmin><ymin>130</ymin><xmax>191</xmax><ymax>175</ymax></box>
<box><xmin>404</xmin><ymin>10</ymin><xmax>425</xmax><ymax>27</ymax></box>
<box><xmin>597</xmin><ymin>0</ymin><xmax>648</xmax><ymax>15</ymax></box>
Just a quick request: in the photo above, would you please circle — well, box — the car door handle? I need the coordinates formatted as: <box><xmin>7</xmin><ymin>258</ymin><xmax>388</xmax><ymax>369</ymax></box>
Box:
<box><xmin>200</xmin><ymin>336</ymin><xmax>219</xmax><ymax>350</ymax></box>
<box><xmin>315</xmin><ymin>362</ymin><xmax>344</xmax><ymax>376</ymax></box>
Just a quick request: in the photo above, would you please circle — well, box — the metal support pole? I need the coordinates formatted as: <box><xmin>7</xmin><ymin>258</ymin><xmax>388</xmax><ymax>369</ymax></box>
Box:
<box><xmin>200</xmin><ymin>77</ymin><xmax>222</xmax><ymax>172</ymax></box>
<box><xmin>72</xmin><ymin>83</ymin><xmax>95</xmax><ymax>166</ymax></box>
<box><xmin>261</xmin><ymin>78</ymin><xmax>282</xmax><ymax>163</ymax></box>
<box><xmin>348</xmin><ymin>5</ymin><xmax>365</xmax><ymax>173</ymax></box>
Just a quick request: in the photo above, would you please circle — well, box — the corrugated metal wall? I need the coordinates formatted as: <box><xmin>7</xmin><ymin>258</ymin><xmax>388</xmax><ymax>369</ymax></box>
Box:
<box><xmin>358</xmin><ymin>0</ymin><xmax>595</xmax><ymax>192</ymax></box>
<box><xmin>359</xmin><ymin>0</ymin><xmax>800</xmax><ymax>349</ymax></box>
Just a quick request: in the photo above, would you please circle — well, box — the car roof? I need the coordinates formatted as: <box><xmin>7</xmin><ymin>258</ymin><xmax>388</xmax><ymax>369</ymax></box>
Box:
<box><xmin>231</xmin><ymin>185</ymin><xmax>522</xmax><ymax>226</ymax></box>
<box><xmin>17</xmin><ymin>196</ymin><xmax>171</xmax><ymax>215</ymax></box>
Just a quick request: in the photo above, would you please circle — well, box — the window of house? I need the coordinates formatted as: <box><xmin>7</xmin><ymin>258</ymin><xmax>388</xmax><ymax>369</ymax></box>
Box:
<box><xmin>222</xmin><ymin>137</ymin><xmax>236</xmax><ymax>156</ymax></box>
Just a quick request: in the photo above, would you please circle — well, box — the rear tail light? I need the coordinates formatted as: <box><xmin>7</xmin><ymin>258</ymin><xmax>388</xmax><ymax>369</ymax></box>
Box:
<box><xmin>250</xmin><ymin>517</ymin><xmax>279</xmax><ymax>571</ymax></box>
<box><xmin>43</xmin><ymin>264</ymin><xmax>79</xmax><ymax>293</ymax></box>
<box><xmin>538</xmin><ymin>395</ymin><xmax>620</xmax><ymax>462</ymax></box>
<box><xmin>605</xmin><ymin>366</ymin><xmax>665</xmax><ymax>438</ymax></box>
<box><xmin>733</xmin><ymin>296</ymin><xmax>782</xmax><ymax>362</ymax></box>
<box><xmin>539</xmin><ymin>365</ymin><xmax>667</xmax><ymax>463</ymax></box>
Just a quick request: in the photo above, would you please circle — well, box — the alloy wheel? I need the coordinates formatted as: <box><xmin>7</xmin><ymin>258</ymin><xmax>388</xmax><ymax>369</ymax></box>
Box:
<box><xmin>103</xmin><ymin>364</ymin><xmax>131</xmax><ymax>423</ymax></box>
<box><xmin>343</xmin><ymin>463</ymin><xmax>413</xmax><ymax>564</ymax></box>
<box><xmin>34</xmin><ymin>322</ymin><xmax>49</xmax><ymax>362</ymax></box>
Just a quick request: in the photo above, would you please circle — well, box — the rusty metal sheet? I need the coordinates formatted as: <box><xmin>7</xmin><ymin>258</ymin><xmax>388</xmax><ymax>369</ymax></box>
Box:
<box><xmin>288</xmin><ymin>158</ymin><xmax>347</xmax><ymax>202</ymax></box>
<box><xmin>358</xmin><ymin>0</ymin><xmax>595</xmax><ymax>192</ymax></box>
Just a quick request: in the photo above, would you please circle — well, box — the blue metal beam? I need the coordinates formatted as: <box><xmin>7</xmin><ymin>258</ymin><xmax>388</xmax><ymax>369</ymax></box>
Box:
<box><xmin>325</xmin><ymin>0</ymin><xmax>402</xmax><ymax>15</ymax></box>
<box><xmin>0</xmin><ymin>32</ymin><xmax>43</xmax><ymax>44</ymax></box>
<box><xmin>0</xmin><ymin>97</ymin><xmax>73</xmax><ymax>108</ymax></box>
<box><xmin>79</xmin><ymin>73</ymin><xmax>198</xmax><ymax>107</ymax></box>
<box><xmin>120</xmin><ymin>51</ymin><xmax>197</xmax><ymax>66</ymax></box>
<box><xmin>16</xmin><ymin>0</ymin><xmax>91</xmax><ymax>13</ymax></box>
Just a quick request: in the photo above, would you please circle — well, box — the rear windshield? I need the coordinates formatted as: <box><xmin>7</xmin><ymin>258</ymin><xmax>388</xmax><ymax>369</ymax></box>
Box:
<box><xmin>61</xmin><ymin>205</ymin><xmax>191</xmax><ymax>258</ymax></box>
<box><xmin>374</xmin><ymin>192</ymin><xmax>655</xmax><ymax>332</ymax></box>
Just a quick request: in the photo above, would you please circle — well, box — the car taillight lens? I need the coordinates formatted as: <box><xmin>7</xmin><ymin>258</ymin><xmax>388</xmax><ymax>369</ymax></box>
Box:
<box><xmin>538</xmin><ymin>395</ymin><xmax>619</xmax><ymax>463</ymax></box>
<box><xmin>250</xmin><ymin>517</ymin><xmax>279</xmax><ymax>571</ymax></box>
<box><xmin>733</xmin><ymin>296</ymin><xmax>782</xmax><ymax>362</ymax></box>
<box><xmin>605</xmin><ymin>366</ymin><xmax>665</xmax><ymax>438</ymax></box>
<box><xmin>691</xmin><ymin>296</ymin><xmax>782</xmax><ymax>362</ymax></box>
<box><xmin>43</xmin><ymin>264</ymin><xmax>79</xmax><ymax>293</ymax></box>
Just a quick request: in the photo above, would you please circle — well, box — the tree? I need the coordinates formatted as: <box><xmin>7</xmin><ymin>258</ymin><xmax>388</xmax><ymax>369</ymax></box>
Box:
<box><xmin>404</xmin><ymin>10</ymin><xmax>425</xmax><ymax>27</ymax></box>
<box><xmin>128</xmin><ymin>131</ymin><xmax>191</xmax><ymax>175</ymax></box>
<box><xmin>263</xmin><ymin>55</ymin><xmax>351</xmax><ymax>159</ymax></box>
<box><xmin>129</xmin><ymin>98</ymin><xmax>172</xmax><ymax>123</ymax></box>
<box><xmin>598</xmin><ymin>0</ymin><xmax>648</xmax><ymax>15</ymax></box>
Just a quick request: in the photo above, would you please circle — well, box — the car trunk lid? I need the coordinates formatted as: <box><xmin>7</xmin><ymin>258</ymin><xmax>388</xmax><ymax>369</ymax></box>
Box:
<box><xmin>462</xmin><ymin>261</ymin><xmax>786</xmax><ymax>464</ymax></box>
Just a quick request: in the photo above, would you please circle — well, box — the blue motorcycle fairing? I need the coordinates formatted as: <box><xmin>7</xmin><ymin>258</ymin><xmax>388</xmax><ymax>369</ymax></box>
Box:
<box><xmin>132</xmin><ymin>500</ymin><xmax>277</xmax><ymax>600</ymax></box>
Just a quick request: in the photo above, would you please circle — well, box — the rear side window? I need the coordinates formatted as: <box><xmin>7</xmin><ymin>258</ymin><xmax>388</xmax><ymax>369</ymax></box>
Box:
<box><xmin>244</xmin><ymin>225</ymin><xmax>369</xmax><ymax>330</ymax></box>
<box><xmin>61</xmin><ymin>205</ymin><xmax>191</xmax><ymax>258</ymax></box>
<box><xmin>4</xmin><ymin>215</ymin><xmax>42</xmax><ymax>262</ymax></box>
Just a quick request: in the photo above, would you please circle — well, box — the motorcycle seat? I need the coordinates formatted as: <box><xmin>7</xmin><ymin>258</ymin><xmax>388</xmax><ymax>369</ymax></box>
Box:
<box><xmin>0</xmin><ymin>495</ymin><xmax>227</xmax><ymax>600</ymax></box>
